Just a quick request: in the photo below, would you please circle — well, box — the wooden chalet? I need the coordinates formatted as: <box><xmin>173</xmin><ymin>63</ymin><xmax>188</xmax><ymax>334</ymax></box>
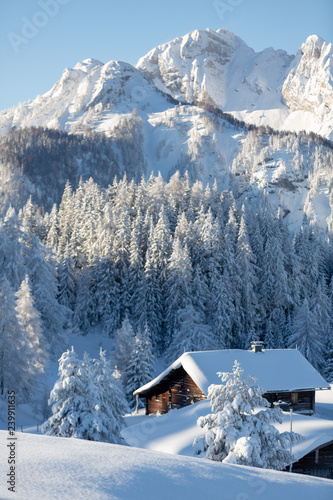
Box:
<box><xmin>134</xmin><ymin>342</ymin><xmax>330</xmax><ymax>415</ymax></box>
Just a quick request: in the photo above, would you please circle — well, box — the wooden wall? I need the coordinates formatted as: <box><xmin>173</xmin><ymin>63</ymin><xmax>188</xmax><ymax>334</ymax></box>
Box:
<box><xmin>144</xmin><ymin>367</ymin><xmax>206</xmax><ymax>415</ymax></box>
<box><xmin>141</xmin><ymin>370</ymin><xmax>316</xmax><ymax>415</ymax></box>
<box><xmin>288</xmin><ymin>441</ymin><xmax>333</xmax><ymax>479</ymax></box>
<box><xmin>264</xmin><ymin>391</ymin><xmax>315</xmax><ymax>413</ymax></box>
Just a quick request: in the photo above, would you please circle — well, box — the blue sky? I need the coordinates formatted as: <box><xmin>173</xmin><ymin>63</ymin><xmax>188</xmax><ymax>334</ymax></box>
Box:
<box><xmin>1</xmin><ymin>0</ymin><xmax>332</xmax><ymax>110</ymax></box>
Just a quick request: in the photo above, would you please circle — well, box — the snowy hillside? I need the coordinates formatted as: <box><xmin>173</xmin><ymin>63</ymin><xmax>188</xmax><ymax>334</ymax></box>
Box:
<box><xmin>0</xmin><ymin>431</ymin><xmax>332</xmax><ymax>500</ymax></box>
<box><xmin>123</xmin><ymin>399</ymin><xmax>333</xmax><ymax>460</ymax></box>
<box><xmin>0</xmin><ymin>59</ymin><xmax>172</xmax><ymax>137</ymax></box>
<box><xmin>137</xmin><ymin>28</ymin><xmax>333</xmax><ymax>140</ymax></box>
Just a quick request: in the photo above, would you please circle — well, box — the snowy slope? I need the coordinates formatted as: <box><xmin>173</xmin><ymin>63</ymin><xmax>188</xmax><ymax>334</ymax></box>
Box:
<box><xmin>0</xmin><ymin>59</ymin><xmax>171</xmax><ymax>136</ymax></box>
<box><xmin>1</xmin><ymin>431</ymin><xmax>332</xmax><ymax>500</ymax></box>
<box><xmin>137</xmin><ymin>28</ymin><xmax>333</xmax><ymax>139</ymax></box>
<box><xmin>123</xmin><ymin>400</ymin><xmax>333</xmax><ymax>463</ymax></box>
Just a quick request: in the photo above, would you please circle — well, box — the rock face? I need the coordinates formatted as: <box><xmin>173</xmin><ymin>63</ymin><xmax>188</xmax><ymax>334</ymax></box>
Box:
<box><xmin>0</xmin><ymin>59</ymin><xmax>170</xmax><ymax>136</ymax></box>
<box><xmin>0</xmin><ymin>28</ymin><xmax>332</xmax><ymax>234</ymax></box>
<box><xmin>0</xmin><ymin>28</ymin><xmax>332</xmax><ymax>139</ymax></box>
<box><xmin>136</xmin><ymin>28</ymin><xmax>293</xmax><ymax>112</ymax></box>
<box><xmin>282</xmin><ymin>35</ymin><xmax>333</xmax><ymax>137</ymax></box>
<box><xmin>136</xmin><ymin>28</ymin><xmax>242</xmax><ymax>106</ymax></box>
<box><xmin>137</xmin><ymin>29</ymin><xmax>333</xmax><ymax>140</ymax></box>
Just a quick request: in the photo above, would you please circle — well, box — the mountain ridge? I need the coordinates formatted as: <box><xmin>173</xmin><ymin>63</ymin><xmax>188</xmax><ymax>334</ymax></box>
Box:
<box><xmin>0</xmin><ymin>28</ymin><xmax>332</xmax><ymax>234</ymax></box>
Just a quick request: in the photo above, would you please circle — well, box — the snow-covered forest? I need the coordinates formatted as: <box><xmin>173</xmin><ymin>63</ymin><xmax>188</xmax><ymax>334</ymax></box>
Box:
<box><xmin>1</xmin><ymin>168</ymin><xmax>333</xmax><ymax>404</ymax></box>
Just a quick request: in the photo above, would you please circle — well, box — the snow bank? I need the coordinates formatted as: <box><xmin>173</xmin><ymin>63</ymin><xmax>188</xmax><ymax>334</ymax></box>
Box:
<box><xmin>0</xmin><ymin>431</ymin><xmax>332</xmax><ymax>500</ymax></box>
<box><xmin>123</xmin><ymin>400</ymin><xmax>333</xmax><ymax>462</ymax></box>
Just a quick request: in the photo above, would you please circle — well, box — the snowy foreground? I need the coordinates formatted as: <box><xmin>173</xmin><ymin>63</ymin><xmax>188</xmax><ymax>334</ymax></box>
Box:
<box><xmin>0</xmin><ymin>431</ymin><xmax>332</xmax><ymax>500</ymax></box>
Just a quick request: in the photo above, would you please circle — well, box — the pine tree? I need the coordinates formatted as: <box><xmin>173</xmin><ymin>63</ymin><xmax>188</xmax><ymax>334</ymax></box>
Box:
<box><xmin>288</xmin><ymin>298</ymin><xmax>325</xmax><ymax>371</ymax></box>
<box><xmin>164</xmin><ymin>239</ymin><xmax>192</xmax><ymax>340</ymax></box>
<box><xmin>0</xmin><ymin>277</ymin><xmax>31</xmax><ymax>400</ymax></box>
<box><xmin>114</xmin><ymin>317</ymin><xmax>136</xmax><ymax>373</ymax></box>
<box><xmin>123</xmin><ymin>328</ymin><xmax>155</xmax><ymax>410</ymax></box>
<box><xmin>27</xmin><ymin>236</ymin><xmax>67</xmax><ymax>356</ymax></box>
<box><xmin>57</xmin><ymin>243</ymin><xmax>76</xmax><ymax>310</ymax></box>
<box><xmin>42</xmin><ymin>347</ymin><xmax>128</xmax><ymax>443</ymax></box>
<box><xmin>15</xmin><ymin>275</ymin><xmax>47</xmax><ymax>397</ymax></box>
<box><xmin>195</xmin><ymin>361</ymin><xmax>303</xmax><ymax>469</ymax></box>
<box><xmin>323</xmin><ymin>331</ymin><xmax>333</xmax><ymax>383</ymax></box>
<box><xmin>85</xmin><ymin>349</ymin><xmax>129</xmax><ymax>442</ymax></box>
<box><xmin>235</xmin><ymin>211</ymin><xmax>259</xmax><ymax>335</ymax></box>
<box><xmin>166</xmin><ymin>304</ymin><xmax>217</xmax><ymax>361</ymax></box>
<box><xmin>210</xmin><ymin>269</ymin><xmax>234</xmax><ymax>348</ymax></box>
<box><xmin>41</xmin><ymin>347</ymin><xmax>90</xmax><ymax>438</ymax></box>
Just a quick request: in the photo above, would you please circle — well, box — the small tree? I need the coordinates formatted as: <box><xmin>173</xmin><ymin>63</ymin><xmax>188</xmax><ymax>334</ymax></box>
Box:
<box><xmin>114</xmin><ymin>316</ymin><xmax>136</xmax><ymax>373</ymax></box>
<box><xmin>41</xmin><ymin>347</ymin><xmax>92</xmax><ymax>438</ymax></box>
<box><xmin>195</xmin><ymin>361</ymin><xmax>303</xmax><ymax>470</ymax></box>
<box><xmin>42</xmin><ymin>347</ymin><xmax>128</xmax><ymax>443</ymax></box>
<box><xmin>15</xmin><ymin>275</ymin><xmax>47</xmax><ymax>398</ymax></box>
<box><xmin>123</xmin><ymin>325</ymin><xmax>155</xmax><ymax>411</ymax></box>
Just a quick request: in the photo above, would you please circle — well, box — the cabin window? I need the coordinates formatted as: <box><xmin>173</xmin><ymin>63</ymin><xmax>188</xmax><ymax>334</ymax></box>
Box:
<box><xmin>155</xmin><ymin>395</ymin><xmax>160</xmax><ymax>402</ymax></box>
<box><xmin>291</xmin><ymin>392</ymin><xmax>298</xmax><ymax>405</ymax></box>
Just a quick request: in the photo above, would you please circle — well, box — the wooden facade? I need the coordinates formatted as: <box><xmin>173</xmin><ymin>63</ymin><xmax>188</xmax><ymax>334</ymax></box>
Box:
<box><xmin>288</xmin><ymin>440</ymin><xmax>333</xmax><ymax>479</ymax></box>
<box><xmin>139</xmin><ymin>368</ymin><xmax>316</xmax><ymax>415</ymax></box>
<box><xmin>142</xmin><ymin>367</ymin><xmax>206</xmax><ymax>415</ymax></box>
<box><xmin>264</xmin><ymin>390</ymin><xmax>315</xmax><ymax>413</ymax></box>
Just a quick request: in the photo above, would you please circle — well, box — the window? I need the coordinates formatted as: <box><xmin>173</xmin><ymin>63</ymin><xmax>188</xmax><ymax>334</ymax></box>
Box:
<box><xmin>291</xmin><ymin>392</ymin><xmax>298</xmax><ymax>405</ymax></box>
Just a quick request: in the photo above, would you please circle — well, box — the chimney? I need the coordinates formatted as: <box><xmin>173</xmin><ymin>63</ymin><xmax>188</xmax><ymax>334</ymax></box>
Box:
<box><xmin>251</xmin><ymin>341</ymin><xmax>264</xmax><ymax>353</ymax></box>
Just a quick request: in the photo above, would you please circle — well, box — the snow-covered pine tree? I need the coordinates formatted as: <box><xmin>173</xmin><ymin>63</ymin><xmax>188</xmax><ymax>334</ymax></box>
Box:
<box><xmin>0</xmin><ymin>277</ymin><xmax>31</xmax><ymax>400</ymax></box>
<box><xmin>15</xmin><ymin>275</ymin><xmax>47</xmax><ymax>398</ymax></box>
<box><xmin>26</xmin><ymin>235</ymin><xmax>68</xmax><ymax>356</ymax></box>
<box><xmin>123</xmin><ymin>327</ymin><xmax>155</xmax><ymax>410</ymax></box>
<box><xmin>288</xmin><ymin>298</ymin><xmax>325</xmax><ymax>371</ymax></box>
<box><xmin>195</xmin><ymin>361</ymin><xmax>303</xmax><ymax>469</ymax></box>
<box><xmin>323</xmin><ymin>331</ymin><xmax>333</xmax><ymax>383</ymax></box>
<box><xmin>164</xmin><ymin>238</ymin><xmax>192</xmax><ymax>341</ymax></box>
<box><xmin>94</xmin><ymin>349</ymin><xmax>129</xmax><ymax>442</ymax></box>
<box><xmin>114</xmin><ymin>317</ymin><xmax>136</xmax><ymax>373</ymax></box>
<box><xmin>210</xmin><ymin>270</ymin><xmax>234</xmax><ymax>349</ymax></box>
<box><xmin>80</xmin><ymin>349</ymin><xmax>128</xmax><ymax>443</ymax></box>
<box><xmin>42</xmin><ymin>347</ymin><xmax>128</xmax><ymax>443</ymax></box>
<box><xmin>57</xmin><ymin>243</ymin><xmax>76</xmax><ymax>311</ymax></box>
<box><xmin>166</xmin><ymin>304</ymin><xmax>217</xmax><ymax>362</ymax></box>
<box><xmin>41</xmin><ymin>347</ymin><xmax>92</xmax><ymax>438</ymax></box>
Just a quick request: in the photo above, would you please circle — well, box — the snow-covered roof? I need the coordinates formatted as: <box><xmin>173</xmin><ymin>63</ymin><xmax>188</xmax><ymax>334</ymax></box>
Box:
<box><xmin>134</xmin><ymin>349</ymin><xmax>330</xmax><ymax>396</ymax></box>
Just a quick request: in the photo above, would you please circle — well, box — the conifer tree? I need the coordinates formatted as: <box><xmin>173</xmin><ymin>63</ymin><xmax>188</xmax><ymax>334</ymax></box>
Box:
<box><xmin>195</xmin><ymin>361</ymin><xmax>303</xmax><ymax>469</ymax></box>
<box><xmin>114</xmin><ymin>317</ymin><xmax>136</xmax><ymax>373</ymax></box>
<box><xmin>42</xmin><ymin>347</ymin><xmax>128</xmax><ymax>443</ymax></box>
<box><xmin>289</xmin><ymin>298</ymin><xmax>325</xmax><ymax>370</ymax></box>
<box><xmin>166</xmin><ymin>304</ymin><xmax>217</xmax><ymax>361</ymax></box>
<box><xmin>15</xmin><ymin>275</ymin><xmax>47</xmax><ymax>397</ymax></box>
<box><xmin>0</xmin><ymin>277</ymin><xmax>30</xmax><ymax>400</ymax></box>
<box><xmin>123</xmin><ymin>328</ymin><xmax>155</xmax><ymax>410</ymax></box>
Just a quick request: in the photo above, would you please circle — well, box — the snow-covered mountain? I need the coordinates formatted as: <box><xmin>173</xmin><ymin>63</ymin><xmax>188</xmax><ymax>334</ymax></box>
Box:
<box><xmin>0</xmin><ymin>58</ymin><xmax>172</xmax><ymax>136</ymax></box>
<box><xmin>0</xmin><ymin>28</ymin><xmax>332</xmax><ymax>232</ymax></box>
<box><xmin>1</xmin><ymin>28</ymin><xmax>332</xmax><ymax>139</ymax></box>
<box><xmin>137</xmin><ymin>28</ymin><xmax>333</xmax><ymax>140</ymax></box>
